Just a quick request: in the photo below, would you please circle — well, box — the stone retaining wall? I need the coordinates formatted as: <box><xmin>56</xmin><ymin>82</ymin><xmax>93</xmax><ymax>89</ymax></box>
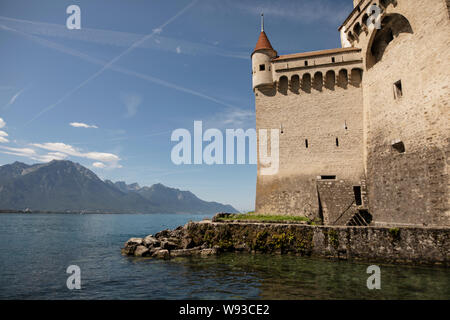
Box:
<box><xmin>122</xmin><ymin>219</ymin><xmax>450</xmax><ymax>266</ymax></box>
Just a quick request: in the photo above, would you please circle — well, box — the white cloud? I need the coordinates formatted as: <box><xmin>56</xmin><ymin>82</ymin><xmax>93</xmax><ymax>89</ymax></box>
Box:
<box><xmin>0</xmin><ymin>121</ymin><xmax>8</xmax><ymax>142</ymax></box>
<box><xmin>0</xmin><ymin>120</ymin><xmax>121</xmax><ymax>168</ymax></box>
<box><xmin>31</xmin><ymin>142</ymin><xmax>120</xmax><ymax>162</ymax></box>
<box><xmin>121</xmin><ymin>93</ymin><xmax>142</xmax><ymax>118</ymax></box>
<box><xmin>34</xmin><ymin>152</ymin><xmax>68</xmax><ymax>162</ymax></box>
<box><xmin>70</xmin><ymin>122</ymin><xmax>98</xmax><ymax>129</ymax></box>
<box><xmin>92</xmin><ymin>162</ymin><xmax>106</xmax><ymax>169</ymax></box>
<box><xmin>0</xmin><ymin>146</ymin><xmax>68</xmax><ymax>162</ymax></box>
<box><xmin>0</xmin><ymin>146</ymin><xmax>36</xmax><ymax>158</ymax></box>
<box><xmin>30</xmin><ymin>142</ymin><xmax>121</xmax><ymax>168</ymax></box>
<box><xmin>176</xmin><ymin>46</ymin><xmax>181</xmax><ymax>54</ymax></box>
<box><xmin>153</xmin><ymin>28</ymin><xmax>163</xmax><ymax>35</ymax></box>
<box><xmin>0</xmin><ymin>142</ymin><xmax>121</xmax><ymax>167</ymax></box>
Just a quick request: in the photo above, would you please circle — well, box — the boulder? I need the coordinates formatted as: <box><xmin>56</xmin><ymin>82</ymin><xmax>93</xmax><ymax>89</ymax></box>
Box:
<box><xmin>155</xmin><ymin>230</ymin><xmax>170</xmax><ymax>238</ymax></box>
<box><xmin>170</xmin><ymin>248</ymin><xmax>201</xmax><ymax>257</ymax></box>
<box><xmin>125</xmin><ymin>237</ymin><xmax>143</xmax><ymax>246</ymax></box>
<box><xmin>121</xmin><ymin>246</ymin><xmax>135</xmax><ymax>256</ymax></box>
<box><xmin>154</xmin><ymin>249</ymin><xmax>170</xmax><ymax>260</ymax></box>
<box><xmin>134</xmin><ymin>245</ymin><xmax>150</xmax><ymax>257</ymax></box>
<box><xmin>143</xmin><ymin>235</ymin><xmax>160</xmax><ymax>247</ymax></box>
<box><xmin>122</xmin><ymin>237</ymin><xmax>144</xmax><ymax>255</ymax></box>
<box><xmin>161</xmin><ymin>240</ymin><xmax>178</xmax><ymax>250</ymax></box>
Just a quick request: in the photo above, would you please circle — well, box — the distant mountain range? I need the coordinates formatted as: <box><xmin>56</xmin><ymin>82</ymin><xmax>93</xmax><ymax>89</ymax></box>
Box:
<box><xmin>0</xmin><ymin>160</ymin><xmax>237</xmax><ymax>214</ymax></box>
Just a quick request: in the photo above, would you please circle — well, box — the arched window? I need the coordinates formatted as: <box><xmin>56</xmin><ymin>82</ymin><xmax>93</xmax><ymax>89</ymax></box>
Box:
<box><xmin>301</xmin><ymin>73</ymin><xmax>311</xmax><ymax>93</ymax></box>
<box><xmin>325</xmin><ymin>71</ymin><xmax>335</xmax><ymax>91</ymax></box>
<box><xmin>290</xmin><ymin>75</ymin><xmax>300</xmax><ymax>93</ymax></box>
<box><xmin>313</xmin><ymin>72</ymin><xmax>323</xmax><ymax>92</ymax></box>
<box><xmin>351</xmin><ymin>68</ymin><xmax>363</xmax><ymax>87</ymax></box>
<box><xmin>338</xmin><ymin>69</ymin><xmax>348</xmax><ymax>89</ymax></box>
<box><xmin>380</xmin><ymin>0</ymin><xmax>398</xmax><ymax>10</ymax></box>
<box><xmin>353</xmin><ymin>22</ymin><xmax>362</xmax><ymax>37</ymax></box>
<box><xmin>367</xmin><ymin>14</ymin><xmax>413</xmax><ymax>68</ymax></box>
<box><xmin>347</xmin><ymin>31</ymin><xmax>355</xmax><ymax>43</ymax></box>
<box><xmin>362</xmin><ymin>14</ymin><xmax>369</xmax><ymax>28</ymax></box>
<box><xmin>278</xmin><ymin>76</ymin><xmax>288</xmax><ymax>95</ymax></box>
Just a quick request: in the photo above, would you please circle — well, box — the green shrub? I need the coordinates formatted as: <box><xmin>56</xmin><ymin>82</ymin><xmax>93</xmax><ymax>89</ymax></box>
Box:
<box><xmin>389</xmin><ymin>228</ymin><xmax>401</xmax><ymax>240</ymax></box>
<box><xmin>328</xmin><ymin>229</ymin><xmax>339</xmax><ymax>249</ymax></box>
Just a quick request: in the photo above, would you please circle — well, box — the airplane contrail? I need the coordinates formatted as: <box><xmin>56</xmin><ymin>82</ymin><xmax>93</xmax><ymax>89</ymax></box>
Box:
<box><xmin>0</xmin><ymin>15</ymin><xmax>248</xmax><ymax>60</ymax></box>
<box><xmin>0</xmin><ymin>23</ymin><xmax>240</xmax><ymax>117</ymax></box>
<box><xmin>12</xmin><ymin>0</ymin><xmax>200</xmax><ymax>126</ymax></box>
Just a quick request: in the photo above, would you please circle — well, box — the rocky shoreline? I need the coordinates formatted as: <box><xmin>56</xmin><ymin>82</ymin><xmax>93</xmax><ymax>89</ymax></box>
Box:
<box><xmin>121</xmin><ymin>221</ymin><xmax>219</xmax><ymax>259</ymax></box>
<box><xmin>122</xmin><ymin>214</ymin><xmax>450</xmax><ymax>265</ymax></box>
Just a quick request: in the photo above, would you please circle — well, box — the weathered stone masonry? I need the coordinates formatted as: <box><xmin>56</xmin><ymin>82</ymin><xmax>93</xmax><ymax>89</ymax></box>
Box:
<box><xmin>122</xmin><ymin>218</ymin><xmax>450</xmax><ymax>266</ymax></box>
<box><xmin>252</xmin><ymin>0</ymin><xmax>450</xmax><ymax>228</ymax></box>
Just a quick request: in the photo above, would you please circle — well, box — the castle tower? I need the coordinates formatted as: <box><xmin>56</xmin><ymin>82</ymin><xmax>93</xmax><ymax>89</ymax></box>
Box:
<box><xmin>252</xmin><ymin>14</ymin><xmax>277</xmax><ymax>90</ymax></box>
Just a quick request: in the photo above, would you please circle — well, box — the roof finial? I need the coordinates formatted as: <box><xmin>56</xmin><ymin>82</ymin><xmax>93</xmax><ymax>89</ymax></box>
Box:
<box><xmin>261</xmin><ymin>13</ymin><xmax>264</xmax><ymax>32</ymax></box>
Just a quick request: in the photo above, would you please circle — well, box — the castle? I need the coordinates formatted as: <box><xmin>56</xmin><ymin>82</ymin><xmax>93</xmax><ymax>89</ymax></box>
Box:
<box><xmin>252</xmin><ymin>0</ymin><xmax>449</xmax><ymax>227</ymax></box>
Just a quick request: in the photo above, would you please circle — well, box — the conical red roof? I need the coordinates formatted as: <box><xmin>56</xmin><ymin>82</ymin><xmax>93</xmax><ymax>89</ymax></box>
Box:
<box><xmin>253</xmin><ymin>31</ymin><xmax>274</xmax><ymax>52</ymax></box>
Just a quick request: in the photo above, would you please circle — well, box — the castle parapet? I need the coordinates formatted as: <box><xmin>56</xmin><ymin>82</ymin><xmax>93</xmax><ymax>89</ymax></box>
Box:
<box><xmin>269</xmin><ymin>47</ymin><xmax>363</xmax><ymax>95</ymax></box>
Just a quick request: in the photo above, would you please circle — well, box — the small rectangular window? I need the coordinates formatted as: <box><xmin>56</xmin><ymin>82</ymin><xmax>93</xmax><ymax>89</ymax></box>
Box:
<box><xmin>305</xmin><ymin>139</ymin><xmax>309</xmax><ymax>148</ymax></box>
<box><xmin>259</xmin><ymin>64</ymin><xmax>265</xmax><ymax>71</ymax></box>
<box><xmin>332</xmin><ymin>57</ymin><xmax>336</xmax><ymax>63</ymax></box>
<box><xmin>305</xmin><ymin>61</ymin><xmax>308</xmax><ymax>66</ymax></box>
<box><xmin>394</xmin><ymin>80</ymin><xmax>402</xmax><ymax>99</ymax></box>
<box><xmin>320</xmin><ymin>175</ymin><xmax>336</xmax><ymax>180</ymax></box>
<box><xmin>336</xmin><ymin>137</ymin><xmax>339</xmax><ymax>147</ymax></box>
<box><xmin>353</xmin><ymin>186</ymin><xmax>362</xmax><ymax>205</ymax></box>
<box><xmin>392</xmin><ymin>140</ymin><xmax>406</xmax><ymax>153</ymax></box>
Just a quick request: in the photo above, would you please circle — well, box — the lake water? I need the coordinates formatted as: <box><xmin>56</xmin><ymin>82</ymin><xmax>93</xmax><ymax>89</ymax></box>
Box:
<box><xmin>0</xmin><ymin>213</ymin><xmax>448</xmax><ymax>300</ymax></box>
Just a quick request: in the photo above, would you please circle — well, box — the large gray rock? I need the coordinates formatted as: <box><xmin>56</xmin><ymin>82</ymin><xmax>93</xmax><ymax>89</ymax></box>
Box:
<box><xmin>122</xmin><ymin>237</ymin><xmax>144</xmax><ymax>255</ymax></box>
<box><xmin>154</xmin><ymin>249</ymin><xmax>170</xmax><ymax>259</ymax></box>
<box><xmin>134</xmin><ymin>245</ymin><xmax>150</xmax><ymax>257</ymax></box>
<box><xmin>161</xmin><ymin>240</ymin><xmax>178</xmax><ymax>250</ymax></box>
<box><xmin>143</xmin><ymin>235</ymin><xmax>160</xmax><ymax>247</ymax></box>
<box><xmin>125</xmin><ymin>237</ymin><xmax>143</xmax><ymax>246</ymax></box>
<box><xmin>171</xmin><ymin>247</ymin><xmax>202</xmax><ymax>257</ymax></box>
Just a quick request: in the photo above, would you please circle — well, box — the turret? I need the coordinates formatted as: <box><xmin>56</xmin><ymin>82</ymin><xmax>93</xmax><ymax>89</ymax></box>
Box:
<box><xmin>252</xmin><ymin>14</ymin><xmax>277</xmax><ymax>90</ymax></box>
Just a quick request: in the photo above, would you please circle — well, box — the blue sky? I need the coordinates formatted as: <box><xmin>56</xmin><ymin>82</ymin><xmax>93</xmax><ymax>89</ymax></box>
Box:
<box><xmin>0</xmin><ymin>0</ymin><xmax>353</xmax><ymax>212</ymax></box>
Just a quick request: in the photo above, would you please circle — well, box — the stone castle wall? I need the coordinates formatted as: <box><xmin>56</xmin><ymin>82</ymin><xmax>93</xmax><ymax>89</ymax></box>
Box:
<box><xmin>253</xmin><ymin>0</ymin><xmax>449</xmax><ymax>227</ymax></box>
<box><xmin>255</xmin><ymin>54</ymin><xmax>365</xmax><ymax>220</ymax></box>
<box><xmin>345</xmin><ymin>0</ymin><xmax>450</xmax><ymax>227</ymax></box>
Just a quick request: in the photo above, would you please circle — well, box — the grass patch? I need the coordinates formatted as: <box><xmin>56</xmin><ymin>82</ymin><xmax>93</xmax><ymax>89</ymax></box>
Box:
<box><xmin>217</xmin><ymin>214</ymin><xmax>311</xmax><ymax>223</ymax></box>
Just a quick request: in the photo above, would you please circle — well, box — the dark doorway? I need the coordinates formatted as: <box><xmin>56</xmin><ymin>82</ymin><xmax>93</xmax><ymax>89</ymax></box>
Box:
<box><xmin>353</xmin><ymin>186</ymin><xmax>362</xmax><ymax>205</ymax></box>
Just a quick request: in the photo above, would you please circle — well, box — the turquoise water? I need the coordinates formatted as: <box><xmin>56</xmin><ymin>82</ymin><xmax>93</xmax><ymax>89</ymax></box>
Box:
<box><xmin>0</xmin><ymin>213</ymin><xmax>448</xmax><ymax>300</ymax></box>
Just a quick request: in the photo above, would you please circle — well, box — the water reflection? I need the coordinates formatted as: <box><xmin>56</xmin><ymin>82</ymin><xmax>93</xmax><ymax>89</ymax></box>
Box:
<box><xmin>162</xmin><ymin>253</ymin><xmax>450</xmax><ymax>300</ymax></box>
